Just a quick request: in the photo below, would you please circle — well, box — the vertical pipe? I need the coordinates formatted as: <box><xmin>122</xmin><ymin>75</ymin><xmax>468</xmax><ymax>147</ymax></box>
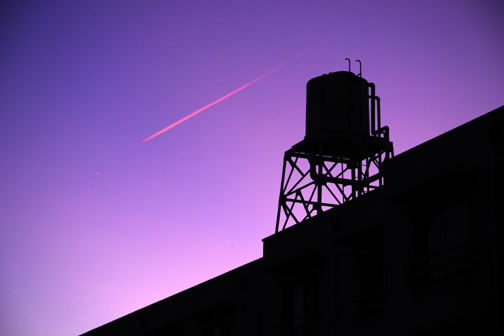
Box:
<box><xmin>376</xmin><ymin>96</ymin><xmax>381</xmax><ymax>131</ymax></box>
<box><xmin>317</xmin><ymin>137</ymin><xmax>324</xmax><ymax>215</ymax></box>
<box><xmin>369</xmin><ymin>83</ymin><xmax>376</xmax><ymax>135</ymax></box>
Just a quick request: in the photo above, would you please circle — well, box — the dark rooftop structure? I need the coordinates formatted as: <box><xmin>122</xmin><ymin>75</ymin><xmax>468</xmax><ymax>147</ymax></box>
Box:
<box><xmin>82</xmin><ymin>68</ymin><xmax>504</xmax><ymax>336</ymax></box>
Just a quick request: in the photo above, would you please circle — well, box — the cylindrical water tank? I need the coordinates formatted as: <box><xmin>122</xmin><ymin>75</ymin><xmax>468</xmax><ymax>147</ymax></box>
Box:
<box><xmin>305</xmin><ymin>71</ymin><xmax>370</xmax><ymax>138</ymax></box>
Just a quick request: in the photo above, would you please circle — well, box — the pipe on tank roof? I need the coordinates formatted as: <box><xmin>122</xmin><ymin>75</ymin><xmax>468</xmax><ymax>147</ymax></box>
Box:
<box><xmin>345</xmin><ymin>58</ymin><xmax>351</xmax><ymax>72</ymax></box>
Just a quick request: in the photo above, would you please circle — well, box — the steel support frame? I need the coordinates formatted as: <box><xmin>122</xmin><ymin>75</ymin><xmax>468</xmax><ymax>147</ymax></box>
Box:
<box><xmin>275</xmin><ymin>130</ymin><xmax>393</xmax><ymax>232</ymax></box>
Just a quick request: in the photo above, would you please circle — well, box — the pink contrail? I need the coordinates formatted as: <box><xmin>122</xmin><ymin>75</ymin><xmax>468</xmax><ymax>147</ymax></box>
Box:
<box><xmin>142</xmin><ymin>48</ymin><xmax>314</xmax><ymax>143</ymax></box>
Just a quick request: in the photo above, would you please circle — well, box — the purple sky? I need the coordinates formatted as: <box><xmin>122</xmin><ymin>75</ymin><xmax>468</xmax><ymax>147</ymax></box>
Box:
<box><xmin>1</xmin><ymin>1</ymin><xmax>503</xmax><ymax>335</ymax></box>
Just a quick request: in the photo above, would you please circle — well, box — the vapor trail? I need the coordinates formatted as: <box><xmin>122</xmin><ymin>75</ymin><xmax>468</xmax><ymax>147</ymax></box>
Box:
<box><xmin>142</xmin><ymin>48</ymin><xmax>314</xmax><ymax>143</ymax></box>
<box><xmin>142</xmin><ymin>66</ymin><xmax>281</xmax><ymax>143</ymax></box>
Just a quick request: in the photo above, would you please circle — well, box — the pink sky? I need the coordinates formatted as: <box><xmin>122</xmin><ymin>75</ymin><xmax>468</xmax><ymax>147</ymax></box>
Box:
<box><xmin>1</xmin><ymin>1</ymin><xmax>503</xmax><ymax>335</ymax></box>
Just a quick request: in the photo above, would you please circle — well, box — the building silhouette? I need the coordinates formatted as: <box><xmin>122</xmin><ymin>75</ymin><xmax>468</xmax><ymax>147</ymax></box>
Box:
<box><xmin>82</xmin><ymin>69</ymin><xmax>504</xmax><ymax>336</ymax></box>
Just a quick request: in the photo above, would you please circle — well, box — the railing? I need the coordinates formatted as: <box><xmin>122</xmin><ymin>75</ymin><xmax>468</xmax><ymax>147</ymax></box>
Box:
<box><xmin>404</xmin><ymin>244</ymin><xmax>470</xmax><ymax>286</ymax></box>
<box><xmin>276</xmin><ymin>311</ymin><xmax>318</xmax><ymax>336</ymax></box>
<box><xmin>352</xmin><ymin>289</ymin><xmax>385</xmax><ymax>322</ymax></box>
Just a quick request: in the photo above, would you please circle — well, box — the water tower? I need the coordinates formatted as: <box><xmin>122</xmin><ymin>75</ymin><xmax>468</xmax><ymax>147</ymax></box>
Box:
<box><xmin>275</xmin><ymin>62</ymin><xmax>394</xmax><ymax>232</ymax></box>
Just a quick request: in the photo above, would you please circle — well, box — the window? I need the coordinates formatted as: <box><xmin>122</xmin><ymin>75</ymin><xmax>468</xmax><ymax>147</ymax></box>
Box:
<box><xmin>262</xmin><ymin>252</ymin><xmax>321</xmax><ymax>335</ymax></box>
<box><xmin>280</xmin><ymin>276</ymin><xmax>317</xmax><ymax>336</ymax></box>
<box><xmin>340</xmin><ymin>223</ymin><xmax>385</xmax><ymax>322</ymax></box>
<box><xmin>426</xmin><ymin>203</ymin><xmax>469</xmax><ymax>280</ymax></box>
<box><xmin>408</xmin><ymin>202</ymin><xmax>470</xmax><ymax>288</ymax></box>
<box><xmin>280</xmin><ymin>276</ymin><xmax>318</xmax><ymax>335</ymax></box>
<box><xmin>356</xmin><ymin>247</ymin><xmax>385</xmax><ymax>321</ymax></box>
<box><xmin>360</xmin><ymin>250</ymin><xmax>384</xmax><ymax>294</ymax></box>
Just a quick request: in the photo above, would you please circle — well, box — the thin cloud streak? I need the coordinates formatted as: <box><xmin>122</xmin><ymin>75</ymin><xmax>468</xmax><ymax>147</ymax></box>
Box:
<box><xmin>142</xmin><ymin>47</ymin><xmax>316</xmax><ymax>143</ymax></box>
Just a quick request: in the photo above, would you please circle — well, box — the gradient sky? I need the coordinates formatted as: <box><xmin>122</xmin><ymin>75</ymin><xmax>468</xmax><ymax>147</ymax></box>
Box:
<box><xmin>1</xmin><ymin>1</ymin><xmax>503</xmax><ymax>335</ymax></box>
